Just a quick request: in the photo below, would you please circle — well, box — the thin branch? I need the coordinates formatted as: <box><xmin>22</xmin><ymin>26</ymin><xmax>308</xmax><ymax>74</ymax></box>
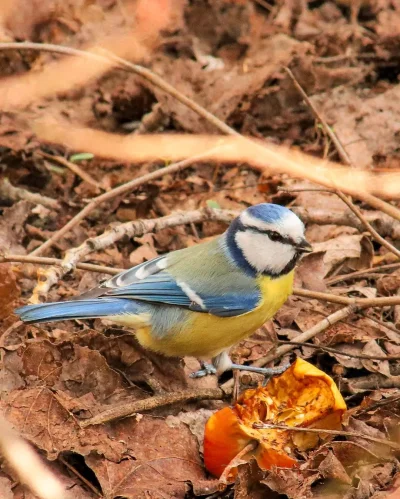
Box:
<box><xmin>9</xmin><ymin>251</ymin><xmax>400</xmax><ymax>309</ymax></box>
<box><xmin>336</xmin><ymin>190</ymin><xmax>400</xmax><ymax>258</ymax></box>
<box><xmin>29</xmin><ymin>207</ymin><xmax>236</xmax><ymax>303</ymax></box>
<box><xmin>80</xmin><ymin>388</ymin><xmax>229</xmax><ymax>427</ymax></box>
<box><xmin>30</xmin><ymin>150</ymin><xmax>219</xmax><ymax>257</ymax></box>
<box><xmin>356</xmin><ymin>394</ymin><xmax>400</xmax><ymax>416</ymax></box>
<box><xmin>256</xmin><ymin>305</ymin><xmax>357</xmax><ymax>366</ymax></box>
<box><xmin>252</xmin><ymin>422</ymin><xmax>400</xmax><ymax>451</ymax></box>
<box><xmin>38</xmin><ymin>151</ymin><xmax>105</xmax><ymax>191</ymax></box>
<box><xmin>59</xmin><ymin>455</ymin><xmax>102</xmax><ymax>497</ymax></box>
<box><xmin>221</xmin><ymin>306</ymin><xmax>357</xmax><ymax>392</ymax></box>
<box><xmin>277</xmin><ymin>340</ymin><xmax>400</xmax><ymax>361</ymax></box>
<box><xmin>0</xmin><ymin>178</ymin><xmax>60</xmax><ymax>210</ymax></box>
<box><xmin>344</xmin><ymin>373</ymin><xmax>400</xmax><ymax>393</ymax></box>
<box><xmin>100</xmin><ymin>49</ymin><xmax>240</xmax><ymax>137</ymax></box>
<box><xmin>3</xmin><ymin>42</ymin><xmax>400</xmax><ymax>219</ymax></box>
<box><xmin>0</xmin><ymin>254</ymin><xmax>120</xmax><ymax>275</ymax></box>
<box><xmin>0</xmin><ymin>42</ymin><xmax>238</xmax><ymax>137</ymax></box>
<box><xmin>0</xmin><ymin>415</ymin><xmax>66</xmax><ymax>499</ymax></box>
<box><xmin>326</xmin><ymin>263</ymin><xmax>400</xmax><ymax>285</ymax></box>
<box><xmin>253</xmin><ymin>0</ymin><xmax>273</xmax><ymax>11</ymax></box>
<box><xmin>33</xmin><ymin>125</ymin><xmax>400</xmax><ymax>212</ymax></box>
<box><xmin>284</xmin><ymin>67</ymin><xmax>352</xmax><ymax>164</ymax></box>
<box><xmin>285</xmin><ymin>67</ymin><xmax>400</xmax><ymax>259</ymax></box>
<box><xmin>293</xmin><ymin>288</ymin><xmax>400</xmax><ymax>307</ymax></box>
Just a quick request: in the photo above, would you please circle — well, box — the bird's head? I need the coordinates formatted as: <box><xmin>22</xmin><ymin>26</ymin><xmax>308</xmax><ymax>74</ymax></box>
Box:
<box><xmin>224</xmin><ymin>203</ymin><xmax>312</xmax><ymax>277</ymax></box>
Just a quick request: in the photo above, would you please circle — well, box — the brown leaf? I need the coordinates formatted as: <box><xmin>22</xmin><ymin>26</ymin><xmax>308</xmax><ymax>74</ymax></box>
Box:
<box><xmin>311</xmin><ymin>234</ymin><xmax>373</xmax><ymax>277</ymax></box>
<box><xmin>129</xmin><ymin>233</ymin><xmax>158</xmax><ymax>265</ymax></box>
<box><xmin>1</xmin><ymin>387</ymin><xmax>126</xmax><ymax>461</ymax></box>
<box><xmin>0</xmin><ymin>476</ymin><xmax>13</xmax><ymax>499</ymax></box>
<box><xmin>0</xmin><ymin>264</ymin><xmax>20</xmax><ymax>320</ymax></box>
<box><xmin>234</xmin><ymin>460</ymin><xmax>275</xmax><ymax>499</ymax></box>
<box><xmin>261</xmin><ymin>466</ymin><xmax>319</xmax><ymax>499</ymax></box>
<box><xmin>361</xmin><ymin>340</ymin><xmax>391</xmax><ymax>377</ymax></box>
<box><xmin>59</xmin><ymin>344</ymin><xmax>126</xmax><ymax>403</ymax></box>
<box><xmin>346</xmin><ymin>418</ymin><xmax>392</xmax><ymax>459</ymax></box>
<box><xmin>295</xmin><ymin>252</ymin><xmax>327</xmax><ymax>292</ymax></box>
<box><xmin>311</xmin><ymin>84</ymin><xmax>400</xmax><ymax>169</ymax></box>
<box><xmin>0</xmin><ymin>201</ymin><xmax>31</xmax><ymax>254</ymax></box>
<box><xmin>86</xmin><ymin>416</ymin><xmax>209</xmax><ymax>498</ymax></box>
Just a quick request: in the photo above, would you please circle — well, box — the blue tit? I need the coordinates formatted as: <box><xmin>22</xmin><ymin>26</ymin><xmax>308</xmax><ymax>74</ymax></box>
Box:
<box><xmin>15</xmin><ymin>203</ymin><xmax>312</xmax><ymax>377</ymax></box>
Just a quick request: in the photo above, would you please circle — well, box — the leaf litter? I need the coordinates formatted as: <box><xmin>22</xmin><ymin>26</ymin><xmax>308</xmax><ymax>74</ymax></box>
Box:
<box><xmin>1</xmin><ymin>0</ymin><xmax>400</xmax><ymax>497</ymax></box>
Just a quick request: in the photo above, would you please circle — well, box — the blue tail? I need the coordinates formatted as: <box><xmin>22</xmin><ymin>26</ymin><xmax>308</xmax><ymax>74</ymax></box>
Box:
<box><xmin>15</xmin><ymin>298</ymin><xmax>141</xmax><ymax>324</ymax></box>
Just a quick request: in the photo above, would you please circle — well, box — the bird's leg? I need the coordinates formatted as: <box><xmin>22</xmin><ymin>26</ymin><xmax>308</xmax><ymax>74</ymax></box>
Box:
<box><xmin>190</xmin><ymin>350</ymin><xmax>290</xmax><ymax>380</ymax></box>
<box><xmin>215</xmin><ymin>351</ymin><xmax>290</xmax><ymax>379</ymax></box>
<box><xmin>189</xmin><ymin>361</ymin><xmax>217</xmax><ymax>378</ymax></box>
<box><xmin>229</xmin><ymin>363</ymin><xmax>290</xmax><ymax>376</ymax></box>
<box><xmin>189</xmin><ymin>350</ymin><xmax>231</xmax><ymax>378</ymax></box>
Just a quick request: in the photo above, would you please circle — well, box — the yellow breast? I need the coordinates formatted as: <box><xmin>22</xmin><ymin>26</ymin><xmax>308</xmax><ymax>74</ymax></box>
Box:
<box><xmin>135</xmin><ymin>270</ymin><xmax>295</xmax><ymax>359</ymax></box>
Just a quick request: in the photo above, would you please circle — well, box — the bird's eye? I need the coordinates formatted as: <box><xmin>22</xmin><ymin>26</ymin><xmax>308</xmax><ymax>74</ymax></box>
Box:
<box><xmin>268</xmin><ymin>231</ymin><xmax>281</xmax><ymax>242</ymax></box>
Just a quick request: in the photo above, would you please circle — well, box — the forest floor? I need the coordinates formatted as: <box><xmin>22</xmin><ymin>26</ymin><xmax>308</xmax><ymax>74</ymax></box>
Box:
<box><xmin>1</xmin><ymin>1</ymin><xmax>400</xmax><ymax>498</ymax></box>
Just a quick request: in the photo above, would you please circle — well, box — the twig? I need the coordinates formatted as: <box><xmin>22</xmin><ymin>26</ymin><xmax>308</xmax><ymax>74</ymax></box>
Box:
<box><xmin>33</xmin><ymin>125</ymin><xmax>400</xmax><ymax>212</ymax></box>
<box><xmin>0</xmin><ymin>254</ymin><xmax>120</xmax><ymax>275</ymax></box>
<box><xmin>0</xmin><ymin>415</ymin><xmax>66</xmax><ymax>499</ymax></box>
<box><xmin>59</xmin><ymin>455</ymin><xmax>102</xmax><ymax>497</ymax></box>
<box><xmin>284</xmin><ymin>68</ymin><xmax>351</xmax><ymax>164</ymax></box>
<box><xmin>221</xmin><ymin>306</ymin><xmax>356</xmax><ymax>392</ymax></box>
<box><xmin>0</xmin><ymin>42</ymin><xmax>237</xmax><ymax>137</ymax></box>
<box><xmin>0</xmin><ymin>178</ymin><xmax>60</xmax><ymax>209</ymax></box>
<box><xmin>255</xmin><ymin>305</ymin><xmax>357</xmax><ymax>366</ymax></box>
<box><xmin>80</xmin><ymin>388</ymin><xmax>229</xmax><ymax>427</ymax></box>
<box><xmin>343</xmin><ymin>374</ymin><xmax>400</xmax><ymax>393</ymax></box>
<box><xmin>219</xmin><ymin>441</ymin><xmax>258</xmax><ymax>486</ymax></box>
<box><xmin>362</xmin><ymin>313</ymin><xmax>400</xmax><ymax>338</ymax></box>
<box><xmin>356</xmin><ymin>394</ymin><xmax>400</xmax><ymax>416</ymax></box>
<box><xmin>100</xmin><ymin>49</ymin><xmax>240</xmax><ymax>137</ymax></box>
<box><xmin>285</xmin><ymin>67</ymin><xmax>400</xmax><ymax>259</ymax></box>
<box><xmin>293</xmin><ymin>288</ymin><xmax>400</xmax><ymax>307</ymax></box>
<box><xmin>253</xmin><ymin>0</ymin><xmax>273</xmax><ymax>11</ymax></box>
<box><xmin>335</xmin><ymin>190</ymin><xmax>400</xmax><ymax>259</ymax></box>
<box><xmin>277</xmin><ymin>340</ymin><xmax>400</xmax><ymax>361</ymax></box>
<box><xmin>10</xmin><ymin>250</ymin><xmax>400</xmax><ymax>309</ymax></box>
<box><xmin>38</xmin><ymin>151</ymin><xmax>104</xmax><ymax>191</ymax></box>
<box><xmin>29</xmin><ymin>207</ymin><xmax>237</xmax><ymax>302</ymax></box>
<box><xmin>30</xmin><ymin>150</ymin><xmax>219</xmax><ymax>257</ymax></box>
<box><xmin>326</xmin><ymin>263</ymin><xmax>400</xmax><ymax>285</ymax></box>
<box><xmin>252</xmin><ymin>422</ymin><xmax>400</xmax><ymax>451</ymax></box>
<box><xmin>4</xmin><ymin>42</ymin><xmax>400</xmax><ymax>216</ymax></box>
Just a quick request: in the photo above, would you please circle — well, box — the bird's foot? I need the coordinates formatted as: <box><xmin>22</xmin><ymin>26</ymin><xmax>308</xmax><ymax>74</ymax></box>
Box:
<box><xmin>230</xmin><ymin>362</ymin><xmax>290</xmax><ymax>385</ymax></box>
<box><xmin>190</xmin><ymin>362</ymin><xmax>217</xmax><ymax>378</ymax></box>
<box><xmin>230</xmin><ymin>363</ymin><xmax>289</xmax><ymax>375</ymax></box>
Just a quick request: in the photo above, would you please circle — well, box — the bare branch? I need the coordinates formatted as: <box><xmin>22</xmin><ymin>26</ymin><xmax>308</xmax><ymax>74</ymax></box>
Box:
<box><xmin>0</xmin><ymin>415</ymin><xmax>67</xmax><ymax>499</ymax></box>
<box><xmin>81</xmin><ymin>388</ymin><xmax>229</xmax><ymax>427</ymax></box>
<box><xmin>0</xmin><ymin>178</ymin><xmax>60</xmax><ymax>209</ymax></box>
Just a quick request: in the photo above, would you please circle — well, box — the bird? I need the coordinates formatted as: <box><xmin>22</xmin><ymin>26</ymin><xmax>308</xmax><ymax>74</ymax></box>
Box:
<box><xmin>15</xmin><ymin>203</ymin><xmax>312</xmax><ymax>378</ymax></box>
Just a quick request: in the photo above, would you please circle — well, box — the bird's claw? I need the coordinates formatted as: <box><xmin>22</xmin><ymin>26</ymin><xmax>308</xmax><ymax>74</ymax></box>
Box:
<box><xmin>230</xmin><ymin>362</ymin><xmax>290</xmax><ymax>385</ymax></box>
<box><xmin>190</xmin><ymin>362</ymin><xmax>217</xmax><ymax>378</ymax></box>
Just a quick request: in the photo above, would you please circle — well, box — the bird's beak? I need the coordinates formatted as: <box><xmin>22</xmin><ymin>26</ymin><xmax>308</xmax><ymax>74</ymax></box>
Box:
<box><xmin>295</xmin><ymin>238</ymin><xmax>313</xmax><ymax>254</ymax></box>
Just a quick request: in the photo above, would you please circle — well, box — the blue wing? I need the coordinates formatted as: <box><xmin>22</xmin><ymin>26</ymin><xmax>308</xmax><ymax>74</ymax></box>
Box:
<box><xmin>99</xmin><ymin>257</ymin><xmax>260</xmax><ymax>317</ymax></box>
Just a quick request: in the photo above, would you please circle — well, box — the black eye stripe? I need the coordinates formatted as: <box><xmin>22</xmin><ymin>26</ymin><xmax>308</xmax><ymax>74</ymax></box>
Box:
<box><xmin>235</xmin><ymin>219</ymin><xmax>296</xmax><ymax>246</ymax></box>
<box><xmin>246</xmin><ymin>226</ymin><xmax>294</xmax><ymax>245</ymax></box>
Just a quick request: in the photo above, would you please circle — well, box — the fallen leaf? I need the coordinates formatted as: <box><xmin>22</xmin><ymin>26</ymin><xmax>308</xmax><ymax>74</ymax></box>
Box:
<box><xmin>311</xmin><ymin>234</ymin><xmax>373</xmax><ymax>277</ymax></box>
<box><xmin>0</xmin><ymin>264</ymin><xmax>20</xmax><ymax>320</ymax></box>
<box><xmin>85</xmin><ymin>416</ymin><xmax>211</xmax><ymax>499</ymax></box>
<box><xmin>361</xmin><ymin>340</ymin><xmax>391</xmax><ymax>377</ymax></box>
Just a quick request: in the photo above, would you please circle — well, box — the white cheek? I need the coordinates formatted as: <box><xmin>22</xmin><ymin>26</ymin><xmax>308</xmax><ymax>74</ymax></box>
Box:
<box><xmin>235</xmin><ymin>232</ymin><xmax>295</xmax><ymax>274</ymax></box>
